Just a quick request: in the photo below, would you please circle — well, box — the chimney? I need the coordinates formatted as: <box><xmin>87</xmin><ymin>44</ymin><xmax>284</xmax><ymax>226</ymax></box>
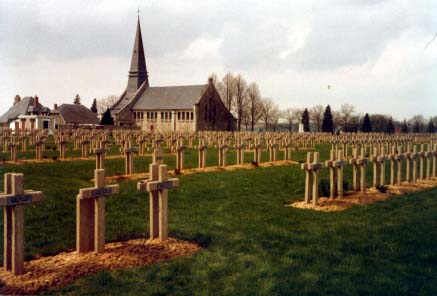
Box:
<box><xmin>14</xmin><ymin>95</ymin><xmax>21</xmax><ymax>105</ymax></box>
<box><xmin>54</xmin><ymin>103</ymin><xmax>58</xmax><ymax>110</ymax></box>
<box><xmin>34</xmin><ymin>95</ymin><xmax>39</xmax><ymax>108</ymax></box>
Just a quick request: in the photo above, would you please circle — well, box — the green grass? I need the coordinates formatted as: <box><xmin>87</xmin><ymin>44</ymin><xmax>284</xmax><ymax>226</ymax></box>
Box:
<box><xmin>0</xmin><ymin>144</ymin><xmax>436</xmax><ymax>295</ymax></box>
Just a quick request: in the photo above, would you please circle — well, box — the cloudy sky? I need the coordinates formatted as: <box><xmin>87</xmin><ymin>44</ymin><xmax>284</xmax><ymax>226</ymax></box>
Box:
<box><xmin>0</xmin><ymin>0</ymin><xmax>436</xmax><ymax>119</ymax></box>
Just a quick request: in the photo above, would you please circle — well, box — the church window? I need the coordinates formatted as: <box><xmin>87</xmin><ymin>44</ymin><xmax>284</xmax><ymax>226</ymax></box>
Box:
<box><xmin>205</xmin><ymin>105</ymin><xmax>208</xmax><ymax>120</ymax></box>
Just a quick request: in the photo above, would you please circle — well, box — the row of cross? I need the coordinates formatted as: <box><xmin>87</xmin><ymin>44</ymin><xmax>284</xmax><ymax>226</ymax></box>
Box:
<box><xmin>0</xmin><ymin>148</ymin><xmax>179</xmax><ymax>276</ymax></box>
<box><xmin>302</xmin><ymin>143</ymin><xmax>437</xmax><ymax>205</ymax></box>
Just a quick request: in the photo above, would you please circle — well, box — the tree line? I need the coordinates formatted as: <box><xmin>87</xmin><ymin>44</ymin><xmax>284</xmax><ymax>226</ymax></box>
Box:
<box><xmin>211</xmin><ymin>72</ymin><xmax>437</xmax><ymax>133</ymax></box>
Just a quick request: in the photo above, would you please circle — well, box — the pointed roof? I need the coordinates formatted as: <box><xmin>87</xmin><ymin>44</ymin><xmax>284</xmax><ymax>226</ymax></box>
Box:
<box><xmin>127</xmin><ymin>17</ymin><xmax>148</xmax><ymax>93</ymax></box>
<box><xmin>0</xmin><ymin>97</ymin><xmax>46</xmax><ymax>123</ymax></box>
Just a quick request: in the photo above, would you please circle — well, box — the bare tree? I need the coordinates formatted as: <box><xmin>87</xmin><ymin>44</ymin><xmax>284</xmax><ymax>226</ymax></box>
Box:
<box><xmin>309</xmin><ymin>105</ymin><xmax>324</xmax><ymax>132</ymax></box>
<box><xmin>234</xmin><ymin>74</ymin><xmax>247</xmax><ymax>131</ymax></box>
<box><xmin>246</xmin><ymin>82</ymin><xmax>263</xmax><ymax>131</ymax></box>
<box><xmin>409</xmin><ymin>114</ymin><xmax>426</xmax><ymax>132</ymax></box>
<box><xmin>270</xmin><ymin>106</ymin><xmax>281</xmax><ymax>132</ymax></box>
<box><xmin>333</xmin><ymin>110</ymin><xmax>342</xmax><ymax>131</ymax></box>
<box><xmin>291</xmin><ymin>108</ymin><xmax>303</xmax><ymax>130</ymax></box>
<box><xmin>340</xmin><ymin>103</ymin><xmax>355</xmax><ymax>131</ymax></box>
<box><xmin>348</xmin><ymin>114</ymin><xmax>361</xmax><ymax>133</ymax></box>
<box><xmin>217</xmin><ymin>72</ymin><xmax>236</xmax><ymax>113</ymax></box>
<box><xmin>97</xmin><ymin>95</ymin><xmax>118</xmax><ymax>114</ymax></box>
<box><xmin>284</xmin><ymin>108</ymin><xmax>293</xmax><ymax>131</ymax></box>
<box><xmin>261</xmin><ymin>98</ymin><xmax>274</xmax><ymax>131</ymax></box>
<box><xmin>241</xmin><ymin>101</ymin><xmax>251</xmax><ymax>131</ymax></box>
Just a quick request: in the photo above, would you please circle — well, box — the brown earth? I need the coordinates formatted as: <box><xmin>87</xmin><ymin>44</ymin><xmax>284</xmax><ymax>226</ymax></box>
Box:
<box><xmin>105</xmin><ymin>160</ymin><xmax>299</xmax><ymax>183</ymax></box>
<box><xmin>289</xmin><ymin>179</ymin><xmax>437</xmax><ymax>211</ymax></box>
<box><xmin>0</xmin><ymin>238</ymin><xmax>200</xmax><ymax>295</ymax></box>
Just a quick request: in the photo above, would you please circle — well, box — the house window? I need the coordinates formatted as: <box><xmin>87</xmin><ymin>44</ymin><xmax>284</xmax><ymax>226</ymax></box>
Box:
<box><xmin>205</xmin><ymin>105</ymin><xmax>208</xmax><ymax>120</ymax></box>
<box><xmin>191</xmin><ymin>112</ymin><xmax>194</xmax><ymax>120</ymax></box>
<box><xmin>182</xmin><ymin>112</ymin><xmax>185</xmax><ymax>120</ymax></box>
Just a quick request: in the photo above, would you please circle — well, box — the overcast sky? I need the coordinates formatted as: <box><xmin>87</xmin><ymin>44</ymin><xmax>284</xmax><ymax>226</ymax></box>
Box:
<box><xmin>0</xmin><ymin>0</ymin><xmax>436</xmax><ymax>119</ymax></box>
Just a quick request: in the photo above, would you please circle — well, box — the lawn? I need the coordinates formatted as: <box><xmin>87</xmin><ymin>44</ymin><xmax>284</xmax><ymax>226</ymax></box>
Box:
<box><xmin>0</xmin><ymin>143</ymin><xmax>436</xmax><ymax>295</ymax></box>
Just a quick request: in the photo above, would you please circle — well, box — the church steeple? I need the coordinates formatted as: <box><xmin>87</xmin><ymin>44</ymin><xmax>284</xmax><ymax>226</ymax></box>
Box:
<box><xmin>127</xmin><ymin>16</ymin><xmax>148</xmax><ymax>93</ymax></box>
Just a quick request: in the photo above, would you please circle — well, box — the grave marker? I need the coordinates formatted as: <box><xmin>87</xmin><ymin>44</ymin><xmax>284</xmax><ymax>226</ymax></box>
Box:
<box><xmin>76</xmin><ymin>169</ymin><xmax>119</xmax><ymax>253</ymax></box>
<box><xmin>1</xmin><ymin>173</ymin><xmax>43</xmax><ymax>275</ymax></box>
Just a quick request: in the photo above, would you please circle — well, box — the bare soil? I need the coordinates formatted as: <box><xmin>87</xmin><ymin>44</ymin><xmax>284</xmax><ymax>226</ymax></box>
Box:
<box><xmin>0</xmin><ymin>238</ymin><xmax>200</xmax><ymax>295</ymax></box>
<box><xmin>289</xmin><ymin>179</ymin><xmax>437</xmax><ymax>211</ymax></box>
<box><xmin>105</xmin><ymin>160</ymin><xmax>299</xmax><ymax>183</ymax></box>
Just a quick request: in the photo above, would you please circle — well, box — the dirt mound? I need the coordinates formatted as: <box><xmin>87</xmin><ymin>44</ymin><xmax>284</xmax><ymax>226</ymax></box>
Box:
<box><xmin>289</xmin><ymin>179</ymin><xmax>437</xmax><ymax>211</ymax></box>
<box><xmin>0</xmin><ymin>238</ymin><xmax>200</xmax><ymax>295</ymax></box>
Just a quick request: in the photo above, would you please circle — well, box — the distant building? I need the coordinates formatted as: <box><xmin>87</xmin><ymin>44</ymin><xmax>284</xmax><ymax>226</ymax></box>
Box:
<box><xmin>110</xmin><ymin>18</ymin><xmax>235</xmax><ymax>132</ymax></box>
<box><xmin>0</xmin><ymin>95</ymin><xmax>55</xmax><ymax>130</ymax></box>
<box><xmin>50</xmin><ymin>103</ymin><xmax>100</xmax><ymax>127</ymax></box>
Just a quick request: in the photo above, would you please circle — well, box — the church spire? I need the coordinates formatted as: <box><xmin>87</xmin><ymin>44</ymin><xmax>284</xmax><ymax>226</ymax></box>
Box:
<box><xmin>127</xmin><ymin>16</ymin><xmax>148</xmax><ymax>93</ymax></box>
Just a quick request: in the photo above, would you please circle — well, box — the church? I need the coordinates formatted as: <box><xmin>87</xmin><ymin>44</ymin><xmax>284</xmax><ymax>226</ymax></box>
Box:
<box><xmin>110</xmin><ymin>18</ymin><xmax>236</xmax><ymax>132</ymax></box>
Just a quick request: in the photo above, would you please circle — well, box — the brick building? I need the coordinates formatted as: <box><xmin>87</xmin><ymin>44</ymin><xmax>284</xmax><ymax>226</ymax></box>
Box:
<box><xmin>110</xmin><ymin>18</ymin><xmax>235</xmax><ymax>132</ymax></box>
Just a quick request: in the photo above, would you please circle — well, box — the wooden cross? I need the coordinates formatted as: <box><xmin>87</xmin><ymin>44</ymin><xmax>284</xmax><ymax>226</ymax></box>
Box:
<box><xmin>269</xmin><ymin>143</ymin><xmax>279</xmax><ymax>162</ymax></box>
<box><xmin>1</xmin><ymin>173</ymin><xmax>43</xmax><ymax>275</ymax></box>
<box><xmin>153</xmin><ymin>147</ymin><xmax>164</xmax><ymax>164</ymax></box>
<box><xmin>235</xmin><ymin>141</ymin><xmax>245</xmax><ymax>165</ymax></box>
<box><xmin>137</xmin><ymin>164</ymin><xmax>179</xmax><ymax>242</ymax></box>
<box><xmin>218</xmin><ymin>143</ymin><xmax>228</xmax><ymax>167</ymax></box>
<box><xmin>59</xmin><ymin>136</ymin><xmax>68</xmax><ymax>159</ymax></box>
<box><xmin>81</xmin><ymin>137</ymin><xmax>90</xmax><ymax>158</ymax></box>
<box><xmin>93</xmin><ymin>141</ymin><xmax>109</xmax><ymax>170</ymax></box>
<box><xmin>349</xmin><ymin>148</ymin><xmax>361</xmax><ymax>192</ymax></box>
<box><xmin>123</xmin><ymin>141</ymin><xmax>138</xmax><ymax>175</ymax></box>
<box><xmin>196</xmin><ymin>141</ymin><xmax>208</xmax><ymax>169</ymax></box>
<box><xmin>394</xmin><ymin>146</ymin><xmax>405</xmax><ymax>186</ymax></box>
<box><xmin>301</xmin><ymin>152</ymin><xmax>324</xmax><ymax>206</ymax></box>
<box><xmin>35</xmin><ymin>137</ymin><xmax>44</xmax><ymax>160</ymax></box>
<box><xmin>425</xmin><ymin>143</ymin><xmax>433</xmax><ymax>180</ymax></box>
<box><xmin>376</xmin><ymin>147</ymin><xmax>389</xmax><ymax>186</ymax></box>
<box><xmin>176</xmin><ymin>145</ymin><xmax>186</xmax><ymax>171</ymax></box>
<box><xmin>76</xmin><ymin>169</ymin><xmax>119</xmax><ymax>253</ymax></box>
<box><xmin>356</xmin><ymin>148</ymin><xmax>369</xmax><ymax>192</ymax></box>
<box><xmin>9</xmin><ymin>140</ymin><xmax>18</xmax><ymax>162</ymax></box>
<box><xmin>253</xmin><ymin>141</ymin><xmax>262</xmax><ymax>164</ymax></box>
<box><xmin>325</xmin><ymin>150</ymin><xmax>346</xmax><ymax>199</ymax></box>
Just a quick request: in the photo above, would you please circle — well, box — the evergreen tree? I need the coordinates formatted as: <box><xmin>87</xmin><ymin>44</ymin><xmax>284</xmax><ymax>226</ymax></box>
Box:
<box><xmin>401</xmin><ymin>120</ymin><xmax>409</xmax><ymax>133</ymax></box>
<box><xmin>361</xmin><ymin>113</ymin><xmax>372</xmax><ymax>133</ymax></box>
<box><xmin>301</xmin><ymin>108</ymin><xmax>310</xmax><ymax>132</ymax></box>
<box><xmin>74</xmin><ymin>94</ymin><xmax>81</xmax><ymax>104</ymax></box>
<box><xmin>427</xmin><ymin>119</ymin><xmax>435</xmax><ymax>133</ymax></box>
<box><xmin>91</xmin><ymin>98</ymin><xmax>98</xmax><ymax>113</ymax></box>
<box><xmin>100</xmin><ymin>108</ymin><xmax>114</xmax><ymax>125</ymax></box>
<box><xmin>386</xmin><ymin>117</ymin><xmax>395</xmax><ymax>134</ymax></box>
<box><xmin>321</xmin><ymin>105</ymin><xmax>334</xmax><ymax>133</ymax></box>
